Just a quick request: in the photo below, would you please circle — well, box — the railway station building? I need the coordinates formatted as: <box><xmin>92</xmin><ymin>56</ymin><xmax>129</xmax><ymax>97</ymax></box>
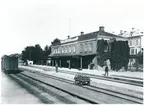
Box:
<box><xmin>49</xmin><ymin>26</ymin><xmax>126</xmax><ymax>70</ymax></box>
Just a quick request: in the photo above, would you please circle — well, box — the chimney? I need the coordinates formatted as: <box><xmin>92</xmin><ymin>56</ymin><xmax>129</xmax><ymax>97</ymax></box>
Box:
<box><xmin>67</xmin><ymin>35</ymin><xmax>70</xmax><ymax>39</ymax></box>
<box><xmin>81</xmin><ymin>31</ymin><xmax>84</xmax><ymax>35</ymax></box>
<box><xmin>99</xmin><ymin>26</ymin><xmax>105</xmax><ymax>32</ymax></box>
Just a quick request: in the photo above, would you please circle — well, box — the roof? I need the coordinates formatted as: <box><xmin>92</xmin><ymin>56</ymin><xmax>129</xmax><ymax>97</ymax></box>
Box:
<box><xmin>99</xmin><ymin>31</ymin><xmax>125</xmax><ymax>38</ymax></box>
<box><xmin>78</xmin><ymin>32</ymin><xmax>98</xmax><ymax>41</ymax></box>
<box><xmin>1</xmin><ymin>55</ymin><xmax>18</xmax><ymax>59</ymax></box>
<box><xmin>51</xmin><ymin>26</ymin><xmax>126</xmax><ymax>46</ymax></box>
<box><xmin>121</xmin><ymin>29</ymin><xmax>144</xmax><ymax>37</ymax></box>
<box><xmin>78</xmin><ymin>31</ymin><xmax>125</xmax><ymax>41</ymax></box>
<box><xmin>126</xmin><ymin>35</ymin><xmax>143</xmax><ymax>39</ymax></box>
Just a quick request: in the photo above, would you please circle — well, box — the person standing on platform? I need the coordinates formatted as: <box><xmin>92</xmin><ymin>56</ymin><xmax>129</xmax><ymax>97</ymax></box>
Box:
<box><xmin>55</xmin><ymin>62</ymin><xmax>58</xmax><ymax>73</ymax></box>
<box><xmin>104</xmin><ymin>66</ymin><xmax>109</xmax><ymax>76</ymax></box>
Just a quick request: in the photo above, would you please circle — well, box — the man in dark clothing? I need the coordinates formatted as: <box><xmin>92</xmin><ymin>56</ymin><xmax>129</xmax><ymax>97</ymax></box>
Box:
<box><xmin>104</xmin><ymin>66</ymin><xmax>109</xmax><ymax>76</ymax></box>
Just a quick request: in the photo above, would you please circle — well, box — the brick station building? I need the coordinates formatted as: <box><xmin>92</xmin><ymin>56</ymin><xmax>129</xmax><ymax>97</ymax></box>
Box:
<box><xmin>49</xmin><ymin>26</ymin><xmax>126</xmax><ymax>70</ymax></box>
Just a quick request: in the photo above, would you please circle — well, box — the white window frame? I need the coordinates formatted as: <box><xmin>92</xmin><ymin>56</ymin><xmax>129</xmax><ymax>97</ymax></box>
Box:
<box><xmin>73</xmin><ymin>45</ymin><xmax>76</xmax><ymax>53</ymax></box>
<box><xmin>84</xmin><ymin>43</ymin><xmax>87</xmax><ymax>52</ymax></box>
<box><xmin>88</xmin><ymin>43</ymin><xmax>92</xmax><ymax>52</ymax></box>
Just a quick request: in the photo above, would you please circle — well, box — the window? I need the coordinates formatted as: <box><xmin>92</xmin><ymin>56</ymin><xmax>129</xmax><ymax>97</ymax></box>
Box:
<box><xmin>131</xmin><ymin>48</ymin><xmax>134</xmax><ymax>55</ymax></box>
<box><xmin>63</xmin><ymin>47</ymin><xmax>65</xmax><ymax>53</ymax></box>
<box><xmin>65</xmin><ymin>46</ymin><xmax>67</xmax><ymax>53</ymax></box>
<box><xmin>61</xmin><ymin>47</ymin><xmax>64</xmax><ymax>53</ymax></box>
<box><xmin>88</xmin><ymin>43</ymin><xmax>92</xmax><ymax>52</ymax></box>
<box><xmin>129</xmin><ymin>40</ymin><xmax>132</xmax><ymax>46</ymax></box>
<box><xmin>136</xmin><ymin>39</ymin><xmax>138</xmax><ymax>45</ymax></box>
<box><xmin>69</xmin><ymin>46</ymin><xmax>71</xmax><ymax>53</ymax></box>
<box><xmin>54</xmin><ymin>49</ymin><xmax>56</xmax><ymax>54</ymax></box>
<box><xmin>55</xmin><ymin>49</ymin><xmax>58</xmax><ymax>54</ymax></box>
<box><xmin>80</xmin><ymin>44</ymin><xmax>83</xmax><ymax>53</ymax></box>
<box><xmin>84</xmin><ymin>43</ymin><xmax>87</xmax><ymax>52</ymax></box>
<box><xmin>58</xmin><ymin>48</ymin><xmax>60</xmax><ymax>54</ymax></box>
<box><xmin>135</xmin><ymin>49</ymin><xmax>137</xmax><ymax>54</ymax></box>
<box><xmin>52</xmin><ymin>49</ymin><xmax>54</xmax><ymax>54</ymax></box>
<box><xmin>73</xmin><ymin>45</ymin><xmax>76</xmax><ymax>52</ymax></box>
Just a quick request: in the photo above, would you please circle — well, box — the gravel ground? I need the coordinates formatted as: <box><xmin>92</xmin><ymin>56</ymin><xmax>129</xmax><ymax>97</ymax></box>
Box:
<box><xmin>1</xmin><ymin>72</ymin><xmax>43</xmax><ymax>104</ymax></box>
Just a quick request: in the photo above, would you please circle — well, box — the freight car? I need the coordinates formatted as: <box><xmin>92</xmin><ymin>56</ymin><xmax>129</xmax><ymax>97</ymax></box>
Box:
<box><xmin>1</xmin><ymin>55</ymin><xmax>21</xmax><ymax>74</ymax></box>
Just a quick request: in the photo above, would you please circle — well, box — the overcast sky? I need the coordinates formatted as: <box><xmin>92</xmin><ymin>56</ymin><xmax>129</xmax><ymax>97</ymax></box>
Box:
<box><xmin>0</xmin><ymin>0</ymin><xmax>144</xmax><ymax>57</ymax></box>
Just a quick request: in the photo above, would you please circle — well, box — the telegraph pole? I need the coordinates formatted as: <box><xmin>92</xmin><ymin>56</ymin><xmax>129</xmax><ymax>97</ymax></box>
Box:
<box><xmin>69</xmin><ymin>18</ymin><xmax>71</xmax><ymax>36</ymax></box>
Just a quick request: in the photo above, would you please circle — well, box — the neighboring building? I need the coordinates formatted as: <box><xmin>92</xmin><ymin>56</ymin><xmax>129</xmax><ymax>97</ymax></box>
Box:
<box><xmin>120</xmin><ymin>28</ymin><xmax>143</xmax><ymax>68</ymax></box>
<box><xmin>120</xmin><ymin>29</ymin><xmax>143</xmax><ymax>55</ymax></box>
<box><xmin>127</xmin><ymin>36</ymin><xmax>142</xmax><ymax>55</ymax></box>
<box><xmin>49</xmin><ymin>26</ymin><xmax>126</xmax><ymax>69</ymax></box>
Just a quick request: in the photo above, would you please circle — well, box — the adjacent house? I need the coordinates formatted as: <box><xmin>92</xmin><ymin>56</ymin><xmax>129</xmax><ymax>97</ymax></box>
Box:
<box><xmin>120</xmin><ymin>29</ymin><xmax>143</xmax><ymax>66</ymax></box>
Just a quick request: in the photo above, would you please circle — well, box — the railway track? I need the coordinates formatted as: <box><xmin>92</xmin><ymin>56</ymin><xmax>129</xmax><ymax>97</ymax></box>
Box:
<box><xmin>29</xmin><ymin>65</ymin><xmax>143</xmax><ymax>87</ymax></box>
<box><xmin>8</xmin><ymin>73</ymin><xmax>92</xmax><ymax>104</ymax></box>
<box><xmin>18</xmin><ymin>69</ymin><xmax>143</xmax><ymax>104</ymax></box>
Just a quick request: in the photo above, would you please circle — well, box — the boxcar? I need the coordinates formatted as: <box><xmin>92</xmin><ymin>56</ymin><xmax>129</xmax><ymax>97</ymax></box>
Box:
<box><xmin>1</xmin><ymin>55</ymin><xmax>20</xmax><ymax>74</ymax></box>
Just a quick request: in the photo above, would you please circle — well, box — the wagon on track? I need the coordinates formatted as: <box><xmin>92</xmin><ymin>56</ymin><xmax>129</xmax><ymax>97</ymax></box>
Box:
<box><xmin>74</xmin><ymin>74</ymin><xmax>91</xmax><ymax>86</ymax></box>
<box><xmin>1</xmin><ymin>55</ymin><xmax>21</xmax><ymax>74</ymax></box>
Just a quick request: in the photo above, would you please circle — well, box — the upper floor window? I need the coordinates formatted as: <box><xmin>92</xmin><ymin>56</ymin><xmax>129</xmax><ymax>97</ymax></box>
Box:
<box><xmin>65</xmin><ymin>46</ymin><xmax>67</xmax><ymax>53</ymax></box>
<box><xmin>131</xmin><ymin>48</ymin><xmax>134</xmax><ymax>55</ymax></box>
<box><xmin>73</xmin><ymin>45</ymin><xmax>76</xmax><ymax>53</ymax></box>
<box><xmin>69</xmin><ymin>46</ymin><xmax>71</xmax><ymax>53</ymax></box>
<box><xmin>80</xmin><ymin>44</ymin><xmax>83</xmax><ymax>53</ymax></box>
<box><xmin>84</xmin><ymin>44</ymin><xmax>87</xmax><ymax>52</ymax></box>
<box><xmin>129</xmin><ymin>40</ymin><xmax>132</xmax><ymax>46</ymax></box>
<box><xmin>57</xmin><ymin>48</ymin><xmax>60</xmax><ymax>54</ymax></box>
<box><xmin>136</xmin><ymin>39</ymin><xmax>138</xmax><ymax>45</ymax></box>
<box><xmin>54</xmin><ymin>49</ymin><xmax>56</xmax><ymax>54</ymax></box>
<box><xmin>61</xmin><ymin>47</ymin><xmax>64</xmax><ymax>53</ymax></box>
<box><xmin>52</xmin><ymin>49</ymin><xmax>54</xmax><ymax>54</ymax></box>
<box><xmin>135</xmin><ymin>49</ymin><xmax>137</xmax><ymax>54</ymax></box>
<box><xmin>88</xmin><ymin>43</ymin><xmax>92</xmax><ymax>52</ymax></box>
<box><xmin>56</xmin><ymin>48</ymin><xmax>58</xmax><ymax>54</ymax></box>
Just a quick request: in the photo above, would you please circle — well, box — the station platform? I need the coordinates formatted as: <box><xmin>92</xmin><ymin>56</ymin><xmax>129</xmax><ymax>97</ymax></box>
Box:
<box><xmin>19</xmin><ymin>65</ymin><xmax>143</xmax><ymax>95</ymax></box>
<box><xmin>0</xmin><ymin>71</ymin><xmax>43</xmax><ymax>104</ymax></box>
<box><xmin>32</xmin><ymin>65</ymin><xmax>143</xmax><ymax>79</ymax></box>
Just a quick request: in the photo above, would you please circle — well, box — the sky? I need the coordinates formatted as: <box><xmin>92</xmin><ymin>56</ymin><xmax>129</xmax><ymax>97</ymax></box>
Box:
<box><xmin>0</xmin><ymin>0</ymin><xmax>144</xmax><ymax>57</ymax></box>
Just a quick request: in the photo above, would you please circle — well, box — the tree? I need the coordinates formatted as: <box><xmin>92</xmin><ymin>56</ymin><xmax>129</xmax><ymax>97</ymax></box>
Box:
<box><xmin>97</xmin><ymin>39</ymin><xmax>130</xmax><ymax>71</ymax></box>
<box><xmin>110</xmin><ymin>41</ymin><xmax>129</xmax><ymax>71</ymax></box>
<box><xmin>22</xmin><ymin>46</ymin><xmax>35</xmax><ymax>62</ymax></box>
<box><xmin>43</xmin><ymin>45</ymin><xmax>51</xmax><ymax>64</ymax></box>
<box><xmin>34</xmin><ymin>44</ymin><xmax>43</xmax><ymax>64</ymax></box>
<box><xmin>137</xmin><ymin>50</ymin><xmax>143</xmax><ymax>64</ymax></box>
<box><xmin>21</xmin><ymin>44</ymin><xmax>44</xmax><ymax>64</ymax></box>
<box><xmin>97</xmin><ymin>39</ymin><xmax>109</xmax><ymax>67</ymax></box>
<box><xmin>51</xmin><ymin>38</ymin><xmax>61</xmax><ymax>45</ymax></box>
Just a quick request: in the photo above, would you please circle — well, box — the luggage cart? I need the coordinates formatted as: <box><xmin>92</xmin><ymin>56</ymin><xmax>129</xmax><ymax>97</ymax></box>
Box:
<box><xmin>74</xmin><ymin>74</ymin><xmax>91</xmax><ymax>86</ymax></box>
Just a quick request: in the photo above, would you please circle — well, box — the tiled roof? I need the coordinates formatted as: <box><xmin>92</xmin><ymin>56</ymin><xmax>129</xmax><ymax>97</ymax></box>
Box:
<box><xmin>78</xmin><ymin>31</ymin><xmax>124</xmax><ymax>41</ymax></box>
<box><xmin>78</xmin><ymin>31</ymin><xmax>99</xmax><ymax>41</ymax></box>
<box><xmin>51</xmin><ymin>27</ymin><xmax>126</xmax><ymax>46</ymax></box>
<box><xmin>99</xmin><ymin>31</ymin><xmax>125</xmax><ymax>38</ymax></box>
